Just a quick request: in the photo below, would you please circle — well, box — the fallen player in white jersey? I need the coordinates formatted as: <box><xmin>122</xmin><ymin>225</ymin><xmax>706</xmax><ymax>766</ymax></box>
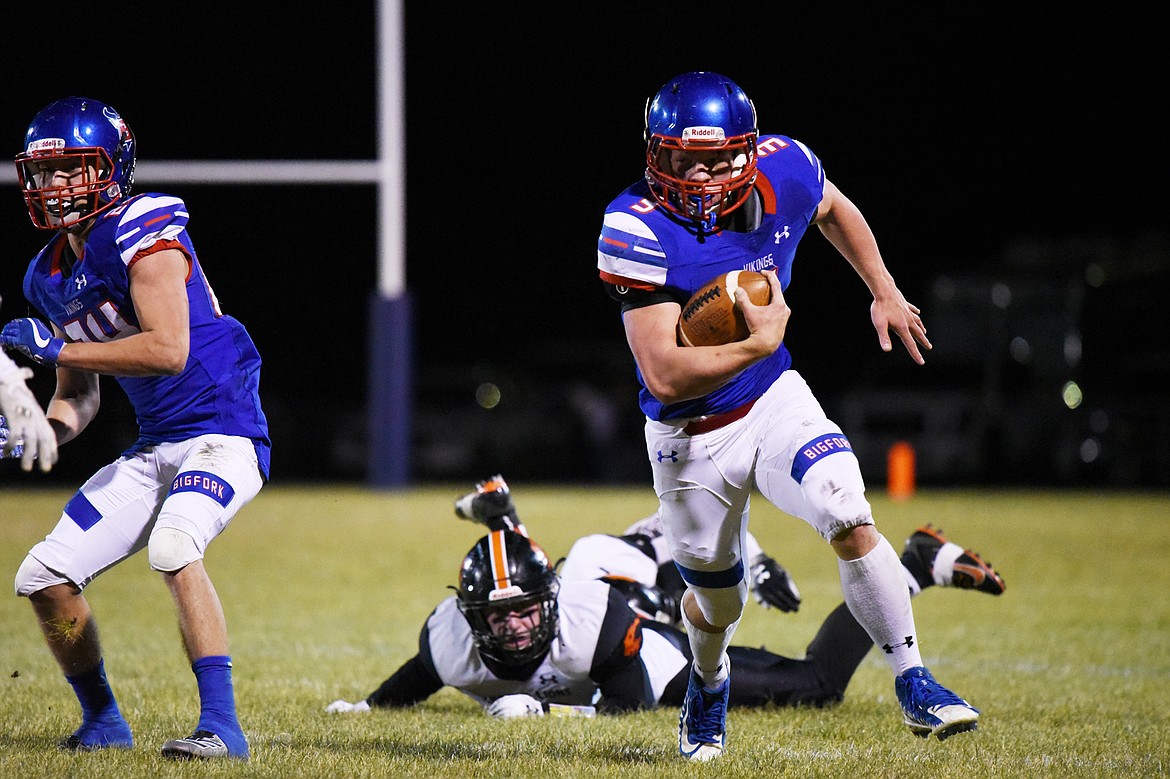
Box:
<box><xmin>324</xmin><ymin>477</ymin><xmax>1004</xmax><ymax>721</ymax></box>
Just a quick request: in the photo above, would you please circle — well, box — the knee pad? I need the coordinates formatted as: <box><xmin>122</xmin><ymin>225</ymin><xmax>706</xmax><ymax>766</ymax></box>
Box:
<box><xmin>148</xmin><ymin>527</ymin><xmax>202</xmax><ymax>572</ymax></box>
<box><xmin>14</xmin><ymin>555</ymin><xmax>67</xmax><ymax>597</ymax></box>
<box><xmin>798</xmin><ymin>455</ymin><xmax>873</xmax><ymax>538</ymax></box>
<box><xmin>688</xmin><ymin>579</ymin><xmax>749</xmax><ymax>627</ymax></box>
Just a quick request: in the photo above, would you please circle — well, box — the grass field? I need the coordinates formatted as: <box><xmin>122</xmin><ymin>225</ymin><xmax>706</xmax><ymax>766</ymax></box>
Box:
<box><xmin>1</xmin><ymin>484</ymin><xmax>1168</xmax><ymax>778</ymax></box>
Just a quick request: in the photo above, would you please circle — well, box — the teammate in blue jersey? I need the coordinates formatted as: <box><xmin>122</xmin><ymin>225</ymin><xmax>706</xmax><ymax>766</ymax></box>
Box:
<box><xmin>596</xmin><ymin>72</ymin><xmax>976</xmax><ymax>761</ymax></box>
<box><xmin>0</xmin><ymin>97</ymin><xmax>270</xmax><ymax>761</ymax></box>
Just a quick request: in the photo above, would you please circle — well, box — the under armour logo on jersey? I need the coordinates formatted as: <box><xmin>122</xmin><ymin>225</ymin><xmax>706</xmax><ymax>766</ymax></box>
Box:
<box><xmin>882</xmin><ymin>636</ymin><xmax>916</xmax><ymax>653</ymax></box>
<box><xmin>774</xmin><ymin>226</ymin><xmax>791</xmax><ymax>243</ymax></box>
<box><xmin>656</xmin><ymin>450</ymin><xmax>678</xmax><ymax>463</ymax></box>
<box><xmin>75</xmin><ymin>274</ymin><xmax>88</xmax><ymax>289</ymax></box>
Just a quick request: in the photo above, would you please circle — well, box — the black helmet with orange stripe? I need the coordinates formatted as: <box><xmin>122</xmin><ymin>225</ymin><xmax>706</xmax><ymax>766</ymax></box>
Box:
<box><xmin>456</xmin><ymin>530</ymin><xmax>560</xmax><ymax>664</ymax></box>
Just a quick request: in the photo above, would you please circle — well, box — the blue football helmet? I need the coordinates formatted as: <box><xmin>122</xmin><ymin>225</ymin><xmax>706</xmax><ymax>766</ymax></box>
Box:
<box><xmin>644</xmin><ymin>72</ymin><xmax>758</xmax><ymax>229</ymax></box>
<box><xmin>14</xmin><ymin>97</ymin><xmax>136</xmax><ymax>231</ymax></box>
<box><xmin>456</xmin><ymin>530</ymin><xmax>561</xmax><ymax>665</ymax></box>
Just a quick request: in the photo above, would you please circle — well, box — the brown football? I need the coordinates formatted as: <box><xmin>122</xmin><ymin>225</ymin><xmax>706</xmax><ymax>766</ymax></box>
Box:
<box><xmin>677</xmin><ymin>270</ymin><xmax>772</xmax><ymax>347</ymax></box>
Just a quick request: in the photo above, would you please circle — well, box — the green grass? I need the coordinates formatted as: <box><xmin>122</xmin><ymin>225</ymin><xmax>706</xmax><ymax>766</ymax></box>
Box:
<box><xmin>2</xmin><ymin>485</ymin><xmax>1168</xmax><ymax>777</ymax></box>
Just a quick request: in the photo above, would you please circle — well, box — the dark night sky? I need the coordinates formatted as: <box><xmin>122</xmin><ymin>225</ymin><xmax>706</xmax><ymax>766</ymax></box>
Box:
<box><xmin>1</xmin><ymin>4</ymin><xmax>1166</xmax><ymax>484</ymax></box>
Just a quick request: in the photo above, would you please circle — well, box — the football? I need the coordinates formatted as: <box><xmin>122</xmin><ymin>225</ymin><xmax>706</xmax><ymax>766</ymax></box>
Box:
<box><xmin>677</xmin><ymin>270</ymin><xmax>772</xmax><ymax>347</ymax></box>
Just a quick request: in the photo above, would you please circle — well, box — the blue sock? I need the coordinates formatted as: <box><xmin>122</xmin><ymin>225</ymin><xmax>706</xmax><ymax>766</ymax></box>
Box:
<box><xmin>65</xmin><ymin>659</ymin><xmax>133</xmax><ymax>748</ymax></box>
<box><xmin>192</xmin><ymin>655</ymin><xmax>248</xmax><ymax>757</ymax></box>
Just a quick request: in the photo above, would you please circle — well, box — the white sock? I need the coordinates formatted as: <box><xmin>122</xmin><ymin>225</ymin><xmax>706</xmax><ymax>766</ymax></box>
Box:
<box><xmin>839</xmin><ymin>534</ymin><xmax>924</xmax><ymax>675</ymax></box>
<box><xmin>931</xmin><ymin>542</ymin><xmax>965</xmax><ymax>586</ymax></box>
<box><xmin>681</xmin><ymin>608</ymin><xmax>737</xmax><ymax>689</ymax></box>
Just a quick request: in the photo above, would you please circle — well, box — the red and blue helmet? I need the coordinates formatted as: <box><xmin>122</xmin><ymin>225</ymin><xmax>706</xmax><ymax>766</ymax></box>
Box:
<box><xmin>15</xmin><ymin>97</ymin><xmax>136</xmax><ymax>230</ymax></box>
<box><xmin>644</xmin><ymin>72</ymin><xmax>758</xmax><ymax>228</ymax></box>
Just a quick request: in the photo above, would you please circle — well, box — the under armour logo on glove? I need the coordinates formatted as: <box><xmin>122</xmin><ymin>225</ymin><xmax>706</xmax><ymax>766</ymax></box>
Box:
<box><xmin>749</xmin><ymin>554</ymin><xmax>802</xmax><ymax>613</ymax></box>
<box><xmin>0</xmin><ymin>318</ymin><xmax>65</xmax><ymax>367</ymax></box>
<box><xmin>486</xmin><ymin>694</ymin><xmax>545</xmax><ymax>719</ymax></box>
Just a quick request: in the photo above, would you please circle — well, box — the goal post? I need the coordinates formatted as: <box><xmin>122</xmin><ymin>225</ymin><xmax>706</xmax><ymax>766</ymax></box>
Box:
<box><xmin>1</xmin><ymin>0</ymin><xmax>412</xmax><ymax>487</ymax></box>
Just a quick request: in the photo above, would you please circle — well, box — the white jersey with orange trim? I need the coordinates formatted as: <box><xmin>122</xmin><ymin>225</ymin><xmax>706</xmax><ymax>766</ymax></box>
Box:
<box><xmin>422</xmin><ymin>580</ymin><xmax>686</xmax><ymax>708</ymax></box>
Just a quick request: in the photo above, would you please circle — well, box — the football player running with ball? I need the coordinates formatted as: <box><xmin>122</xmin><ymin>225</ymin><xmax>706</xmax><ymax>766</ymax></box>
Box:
<box><xmin>1</xmin><ymin>97</ymin><xmax>270</xmax><ymax>761</ymax></box>
<box><xmin>596</xmin><ymin>72</ymin><xmax>974</xmax><ymax>760</ymax></box>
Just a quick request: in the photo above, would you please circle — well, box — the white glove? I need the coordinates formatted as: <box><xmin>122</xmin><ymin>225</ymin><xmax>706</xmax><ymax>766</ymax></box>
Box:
<box><xmin>0</xmin><ymin>365</ymin><xmax>57</xmax><ymax>473</ymax></box>
<box><xmin>486</xmin><ymin>694</ymin><xmax>545</xmax><ymax>719</ymax></box>
<box><xmin>325</xmin><ymin>699</ymin><xmax>371</xmax><ymax>714</ymax></box>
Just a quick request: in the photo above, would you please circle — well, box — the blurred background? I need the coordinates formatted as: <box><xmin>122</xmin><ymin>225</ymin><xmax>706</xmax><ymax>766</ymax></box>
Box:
<box><xmin>1</xmin><ymin>3</ymin><xmax>1166</xmax><ymax>489</ymax></box>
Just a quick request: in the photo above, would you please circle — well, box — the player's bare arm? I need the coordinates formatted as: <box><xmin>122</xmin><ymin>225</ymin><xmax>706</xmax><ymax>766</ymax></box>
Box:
<box><xmin>623</xmin><ymin>273</ymin><xmax>789</xmax><ymax>405</ymax></box>
<box><xmin>814</xmin><ymin>179</ymin><xmax>931</xmax><ymax>364</ymax></box>
<box><xmin>46</xmin><ymin>344</ymin><xmax>100</xmax><ymax>446</ymax></box>
<box><xmin>51</xmin><ymin>249</ymin><xmax>192</xmax><ymax>376</ymax></box>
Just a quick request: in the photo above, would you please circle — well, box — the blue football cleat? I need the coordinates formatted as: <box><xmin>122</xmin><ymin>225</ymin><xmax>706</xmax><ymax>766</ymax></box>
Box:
<box><xmin>678</xmin><ymin>667</ymin><xmax>729</xmax><ymax>761</ymax></box>
<box><xmin>896</xmin><ymin>666</ymin><xmax>979</xmax><ymax>740</ymax></box>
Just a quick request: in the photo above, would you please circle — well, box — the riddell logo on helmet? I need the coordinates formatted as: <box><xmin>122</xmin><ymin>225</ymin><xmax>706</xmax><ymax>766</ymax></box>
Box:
<box><xmin>682</xmin><ymin>126</ymin><xmax>726</xmax><ymax>143</ymax></box>
<box><xmin>489</xmin><ymin>585</ymin><xmax>524</xmax><ymax>601</ymax></box>
<box><xmin>27</xmin><ymin>138</ymin><xmax>65</xmax><ymax>153</ymax></box>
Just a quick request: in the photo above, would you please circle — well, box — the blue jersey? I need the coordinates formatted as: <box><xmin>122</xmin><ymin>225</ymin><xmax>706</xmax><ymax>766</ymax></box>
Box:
<box><xmin>597</xmin><ymin>135</ymin><xmax>825</xmax><ymax>422</ymax></box>
<box><xmin>21</xmin><ymin>193</ymin><xmax>271</xmax><ymax>479</ymax></box>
